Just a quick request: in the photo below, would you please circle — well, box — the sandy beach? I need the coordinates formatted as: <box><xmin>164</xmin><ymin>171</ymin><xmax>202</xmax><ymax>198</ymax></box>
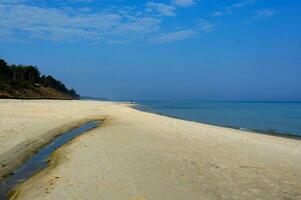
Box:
<box><xmin>0</xmin><ymin>100</ymin><xmax>300</xmax><ymax>200</ymax></box>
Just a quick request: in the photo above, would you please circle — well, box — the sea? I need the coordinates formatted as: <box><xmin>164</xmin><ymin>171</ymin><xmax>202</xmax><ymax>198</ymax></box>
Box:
<box><xmin>134</xmin><ymin>101</ymin><xmax>301</xmax><ymax>137</ymax></box>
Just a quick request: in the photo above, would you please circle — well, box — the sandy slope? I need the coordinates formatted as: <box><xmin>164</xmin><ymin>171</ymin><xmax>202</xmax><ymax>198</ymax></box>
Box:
<box><xmin>0</xmin><ymin>100</ymin><xmax>300</xmax><ymax>200</ymax></box>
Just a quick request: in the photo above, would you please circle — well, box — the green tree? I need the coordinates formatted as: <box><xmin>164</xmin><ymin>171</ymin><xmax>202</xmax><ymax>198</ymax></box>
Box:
<box><xmin>0</xmin><ymin>59</ymin><xmax>10</xmax><ymax>80</ymax></box>
<box><xmin>24</xmin><ymin>66</ymin><xmax>40</xmax><ymax>83</ymax></box>
<box><xmin>1</xmin><ymin>58</ymin><xmax>79</xmax><ymax>99</ymax></box>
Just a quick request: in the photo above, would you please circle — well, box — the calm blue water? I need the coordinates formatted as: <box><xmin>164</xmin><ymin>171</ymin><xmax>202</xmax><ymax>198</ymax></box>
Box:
<box><xmin>135</xmin><ymin>101</ymin><xmax>301</xmax><ymax>137</ymax></box>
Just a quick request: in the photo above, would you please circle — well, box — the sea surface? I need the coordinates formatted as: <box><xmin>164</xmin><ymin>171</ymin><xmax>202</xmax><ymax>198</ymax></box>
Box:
<box><xmin>134</xmin><ymin>101</ymin><xmax>301</xmax><ymax>137</ymax></box>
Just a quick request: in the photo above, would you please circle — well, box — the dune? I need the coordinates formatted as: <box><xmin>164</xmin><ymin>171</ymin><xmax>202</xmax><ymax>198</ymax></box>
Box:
<box><xmin>0</xmin><ymin>100</ymin><xmax>300</xmax><ymax>200</ymax></box>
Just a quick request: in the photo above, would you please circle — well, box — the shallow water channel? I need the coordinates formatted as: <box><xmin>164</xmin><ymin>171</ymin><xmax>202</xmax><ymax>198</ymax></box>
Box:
<box><xmin>0</xmin><ymin>121</ymin><xmax>100</xmax><ymax>199</ymax></box>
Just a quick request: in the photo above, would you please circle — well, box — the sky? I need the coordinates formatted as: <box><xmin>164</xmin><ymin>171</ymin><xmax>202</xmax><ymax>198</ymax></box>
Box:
<box><xmin>0</xmin><ymin>0</ymin><xmax>300</xmax><ymax>101</ymax></box>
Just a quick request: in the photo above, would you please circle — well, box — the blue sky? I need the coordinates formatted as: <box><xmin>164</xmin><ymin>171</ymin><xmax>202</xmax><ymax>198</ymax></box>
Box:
<box><xmin>0</xmin><ymin>0</ymin><xmax>300</xmax><ymax>100</ymax></box>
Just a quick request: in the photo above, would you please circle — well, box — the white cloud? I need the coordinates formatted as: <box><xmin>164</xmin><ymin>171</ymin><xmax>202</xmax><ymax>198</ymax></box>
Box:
<box><xmin>151</xmin><ymin>29</ymin><xmax>198</xmax><ymax>43</ymax></box>
<box><xmin>173</xmin><ymin>0</ymin><xmax>196</xmax><ymax>7</ymax></box>
<box><xmin>114</xmin><ymin>17</ymin><xmax>161</xmax><ymax>35</ymax></box>
<box><xmin>198</xmin><ymin>19</ymin><xmax>214</xmax><ymax>32</ymax></box>
<box><xmin>146</xmin><ymin>2</ymin><xmax>176</xmax><ymax>16</ymax></box>
<box><xmin>213</xmin><ymin>0</ymin><xmax>257</xmax><ymax>17</ymax></box>
<box><xmin>212</xmin><ymin>11</ymin><xmax>224</xmax><ymax>17</ymax></box>
<box><xmin>0</xmin><ymin>0</ymin><xmax>207</xmax><ymax>44</ymax></box>
<box><xmin>0</xmin><ymin>2</ymin><xmax>161</xmax><ymax>42</ymax></box>
<box><xmin>253</xmin><ymin>9</ymin><xmax>276</xmax><ymax>19</ymax></box>
<box><xmin>231</xmin><ymin>0</ymin><xmax>256</xmax><ymax>9</ymax></box>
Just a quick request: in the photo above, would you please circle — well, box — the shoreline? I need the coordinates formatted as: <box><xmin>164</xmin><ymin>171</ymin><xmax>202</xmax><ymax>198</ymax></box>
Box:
<box><xmin>1</xmin><ymin>100</ymin><xmax>299</xmax><ymax>181</ymax></box>
<box><xmin>133</xmin><ymin>104</ymin><xmax>301</xmax><ymax>140</ymax></box>
<box><xmin>1</xmin><ymin>100</ymin><xmax>300</xmax><ymax>200</ymax></box>
<box><xmin>0</xmin><ymin>100</ymin><xmax>259</xmax><ymax>197</ymax></box>
<box><xmin>0</xmin><ymin>100</ymin><xmax>271</xmax><ymax>183</ymax></box>
<box><xmin>146</xmin><ymin>110</ymin><xmax>301</xmax><ymax>140</ymax></box>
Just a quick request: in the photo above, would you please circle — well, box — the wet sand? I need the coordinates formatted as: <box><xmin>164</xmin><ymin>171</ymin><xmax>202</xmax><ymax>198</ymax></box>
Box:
<box><xmin>0</xmin><ymin>100</ymin><xmax>300</xmax><ymax>200</ymax></box>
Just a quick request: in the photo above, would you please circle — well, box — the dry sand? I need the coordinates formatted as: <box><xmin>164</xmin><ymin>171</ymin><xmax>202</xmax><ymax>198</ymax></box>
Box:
<box><xmin>0</xmin><ymin>99</ymin><xmax>300</xmax><ymax>200</ymax></box>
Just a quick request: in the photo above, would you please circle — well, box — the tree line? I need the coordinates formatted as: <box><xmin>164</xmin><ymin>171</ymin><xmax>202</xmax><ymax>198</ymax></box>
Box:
<box><xmin>0</xmin><ymin>58</ymin><xmax>79</xmax><ymax>98</ymax></box>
